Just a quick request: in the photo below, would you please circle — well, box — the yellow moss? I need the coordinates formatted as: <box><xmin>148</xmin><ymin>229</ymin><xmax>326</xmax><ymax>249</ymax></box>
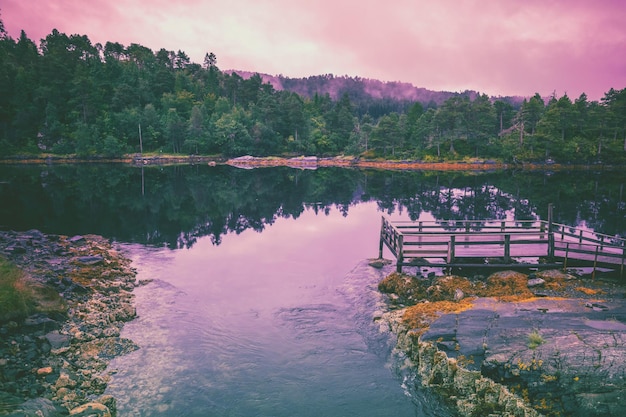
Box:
<box><xmin>430</xmin><ymin>275</ymin><xmax>475</xmax><ymax>299</ymax></box>
<box><xmin>402</xmin><ymin>298</ymin><xmax>475</xmax><ymax>330</ymax></box>
<box><xmin>481</xmin><ymin>271</ymin><xmax>535</xmax><ymax>301</ymax></box>
<box><xmin>378</xmin><ymin>272</ymin><xmax>428</xmax><ymax>303</ymax></box>
<box><xmin>574</xmin><ymin>286</ymin><xmax>604</xmax><ymax>295</ymax></box>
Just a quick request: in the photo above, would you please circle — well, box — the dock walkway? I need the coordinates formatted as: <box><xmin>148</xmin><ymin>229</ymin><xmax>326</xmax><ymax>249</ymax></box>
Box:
<box><xmin>379</xmin><ymin>212</ymin><xmax>626</xmax><ymax>276</ymax></box>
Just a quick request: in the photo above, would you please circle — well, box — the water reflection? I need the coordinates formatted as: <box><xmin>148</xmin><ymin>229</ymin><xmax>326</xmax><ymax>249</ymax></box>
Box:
<box><xmin>1</xmin><ymin>165</ymin><xmax>625</xmax><ymax>246</ymax></box>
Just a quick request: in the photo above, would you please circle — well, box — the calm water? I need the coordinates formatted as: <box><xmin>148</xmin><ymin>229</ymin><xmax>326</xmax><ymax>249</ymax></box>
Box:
<box><xmin>1</xmin><ymin>164</ymin><xmax>625</xmax><ymax>416</ymax></box>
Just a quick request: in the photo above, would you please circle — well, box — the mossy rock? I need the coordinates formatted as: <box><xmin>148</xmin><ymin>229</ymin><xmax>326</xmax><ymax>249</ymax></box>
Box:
<box><xmin>378</xmin><ymin>272</ymin><xmax>428</xmax><ymax>304</ymax></box>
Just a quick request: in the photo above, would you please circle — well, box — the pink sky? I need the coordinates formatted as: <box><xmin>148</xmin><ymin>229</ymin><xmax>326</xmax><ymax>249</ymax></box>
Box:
<box><xmin>2</xmin><ymin>0</ymin><xmax>625</xmax><ymax>100</ymax></box>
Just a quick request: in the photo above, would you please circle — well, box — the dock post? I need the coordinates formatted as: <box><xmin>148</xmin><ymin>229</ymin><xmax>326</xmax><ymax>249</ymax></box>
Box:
<box><xmin>504</xmin><ymin>234</ymin><xmax>511</xmax><ymax>263</ymax></box>
<box><xmin>378</xmin><ymin>217</ymin><xmax>385</xmax><ymax>259</ymax></box>
<box><xmin>447</xmin><ymin>236</ymin><xmax>456</xmax><ymax>264</ymax></box>
<box><xmin>397</xmin><ymin>234</ymin><xmax>404</xmax><ymax>273</ymax></box>
<box><xmin>547</xmin><ymin>204</ymin><xmax>555</xmax><ymax>259</ymax></box>
<box><xmin>619</xmin><ymin>248</ymin><xmax>626</xmax><ymax>279</ymax></box>
<box><xmin>592</xmin><ymin>245</ymin><xmax>599</xmax><ymax>280</ymax></box>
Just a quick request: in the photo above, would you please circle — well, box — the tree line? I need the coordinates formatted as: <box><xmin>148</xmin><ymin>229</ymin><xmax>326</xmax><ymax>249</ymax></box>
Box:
<box><xmin>1</xmin><ymin>21</ymin><xmax>625</xmax><ymax>163</ymax></box>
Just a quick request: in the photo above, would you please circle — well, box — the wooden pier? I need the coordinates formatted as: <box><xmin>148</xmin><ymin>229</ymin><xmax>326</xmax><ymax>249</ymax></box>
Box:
<box><xmin>379</xmin><ymin>208</ymin><xmax>626</xmax><ymax>277</ymax></box>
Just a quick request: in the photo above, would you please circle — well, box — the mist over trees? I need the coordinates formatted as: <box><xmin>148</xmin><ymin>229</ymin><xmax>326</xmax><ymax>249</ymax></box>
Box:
<box><xmin>1</xmin><ymin>22</ymin><xmax>625</xmax><ymax>163</ymax></box>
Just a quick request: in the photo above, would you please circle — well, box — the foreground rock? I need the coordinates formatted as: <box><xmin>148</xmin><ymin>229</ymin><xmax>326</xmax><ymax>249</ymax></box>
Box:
<box><xmin>375</xmin><ymin>265</ymin><xmax>626</xmax><ymax>417</ymax></box>
<box><xmin>0</xmin><ymin>231</ymin><xmax>139</xmax><ymax>416</ymax></box>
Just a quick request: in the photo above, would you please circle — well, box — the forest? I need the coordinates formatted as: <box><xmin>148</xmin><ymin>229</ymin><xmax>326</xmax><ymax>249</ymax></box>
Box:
<box><xmin>1</xmin><ymin>20</ymin><xmax>626</xmax><ymax>164</ymax></box>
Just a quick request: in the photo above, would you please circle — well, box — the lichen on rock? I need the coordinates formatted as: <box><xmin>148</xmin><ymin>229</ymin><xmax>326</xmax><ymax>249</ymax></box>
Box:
<box><xmin>377</xmin><ymin>267</ymin><xmax>626</xmax><ymax>417</ymax></box>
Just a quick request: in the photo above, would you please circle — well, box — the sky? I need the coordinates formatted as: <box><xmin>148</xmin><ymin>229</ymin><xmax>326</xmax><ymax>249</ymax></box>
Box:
<box><xmin>2</xmin><ymin>0</ymin><xmax>625</xmax><ymax>101</ymax></box>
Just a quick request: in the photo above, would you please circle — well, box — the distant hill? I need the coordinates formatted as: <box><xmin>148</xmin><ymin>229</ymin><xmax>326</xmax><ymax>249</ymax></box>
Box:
<box><xmin>228</xmin><ymin>70</ymin><xmax>526</xmax><ymax>109</ymax></box>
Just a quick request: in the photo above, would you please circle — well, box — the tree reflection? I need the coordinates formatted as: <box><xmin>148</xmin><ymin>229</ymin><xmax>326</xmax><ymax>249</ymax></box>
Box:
<box><xmin>0</xmin><ymin>165</ymin><xmax>625</xmax><ymax>248</ymax></box>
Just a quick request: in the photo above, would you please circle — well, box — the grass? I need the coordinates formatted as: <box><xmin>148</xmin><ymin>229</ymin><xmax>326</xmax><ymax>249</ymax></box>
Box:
<box><xmin>528</xmin><ymin>330</ymin><xmax>545</xmax><ymax>350</ymax></box>
<box><xmin>0</xmin><ymin>256</ymin><xmax>66</xmax><ymax>323</ymax></box>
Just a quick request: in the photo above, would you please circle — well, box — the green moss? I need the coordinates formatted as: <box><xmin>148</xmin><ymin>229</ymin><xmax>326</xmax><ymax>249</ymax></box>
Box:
<box><xmin>0</xmin><ymin>256</ymin><xmax>66</xmax><ymax>323</ymax></box>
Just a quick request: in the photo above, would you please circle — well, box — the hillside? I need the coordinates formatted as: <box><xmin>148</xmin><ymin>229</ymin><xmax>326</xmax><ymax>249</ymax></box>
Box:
<box><xmin>228</xmin><ymin>70</ymin><xmax>526</xmax><ymax>107</ymax></box>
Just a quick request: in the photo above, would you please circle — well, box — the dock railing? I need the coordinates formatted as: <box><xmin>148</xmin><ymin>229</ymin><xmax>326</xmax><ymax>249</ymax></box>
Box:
<box><xmin>379</xmin><ymin>216</ymin><xmax>626</xmax><ymax>276</ymax></box>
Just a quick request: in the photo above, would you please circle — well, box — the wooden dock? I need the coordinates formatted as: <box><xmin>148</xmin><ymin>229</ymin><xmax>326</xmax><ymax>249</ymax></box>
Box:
<box><xmin>379</xmin><ymin>209</ymin><xmax>626</xmax><ymax>277</ymax></box>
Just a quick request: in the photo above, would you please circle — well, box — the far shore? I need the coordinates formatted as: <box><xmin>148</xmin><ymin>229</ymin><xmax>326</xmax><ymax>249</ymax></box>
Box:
<box><xmin>0</xmin><ymin>154</ymin><xmax>621</xmax><ymax>171</ymax></box>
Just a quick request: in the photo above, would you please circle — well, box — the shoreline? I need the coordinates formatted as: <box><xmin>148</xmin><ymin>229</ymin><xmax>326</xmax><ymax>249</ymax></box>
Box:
<box><xmin>3</xmin><ymin>230</ymin><xmax>626</xmax><ymax>416</ymax></box>
<box><xmin>0</xmin><ymin>231</ymin><xmax>140</xmax><ymax>416</ymax></box>
<box><xmin>374</xmin><ymin>263</ymin><xmax>626</xmax><ymax>417</ymax></box>
<box><xmin>0</xmin><ymin>154</ymin><xmax>622</xmax><ymax>172</ymax></box>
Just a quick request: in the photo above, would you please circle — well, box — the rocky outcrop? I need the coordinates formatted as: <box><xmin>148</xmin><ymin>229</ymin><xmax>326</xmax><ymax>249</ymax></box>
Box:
<box><xmin>0</xmin><ymin>231</ymin><xmax>139</xmax><ymax>416</ymax></box>
<box><xmin>377</xmin><ymin>267</ymin><xmax>626</xmax><ymax>417</ymax></box>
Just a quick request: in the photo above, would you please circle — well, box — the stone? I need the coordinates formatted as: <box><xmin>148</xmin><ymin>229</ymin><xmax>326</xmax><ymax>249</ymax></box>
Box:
<box><xmin>96</xmin><ymin>396</ymin><xmax>116</xmax><ymax>416</ymax></box>
<box><xmin>368</xmin><ymin>258</ymin><xmax>391</xmax><ymax>269</ymax></box>
<box><xmin>5</xmin><ymin>397</ymin><xmax>65</xmax><ymax>417</ymax></box>
<box><xmin>23</xmin><ymin>315</ymin><xmax>61</xmax><ymax>332</ymax></box>
<box><xmin>45</xmin><ymin>331</ymin><xmax>71</xmax><ymax>349</ymax></box>
<box><xmin>74</xmin><ymin>255</ymin><xmax>104</xmax><ymax>266</ymax></box>
<box><xmin>24</xmin><ymin>229</ymin><xmax>45</xmax><ymax>240</ymax></box>
<box><xmin>68</xmin><ymin>235</ymin><xmax>85</xmax><ymax>243</ymax></box>
<box><xmin>54</xmin><ymin>373</ymin><xmax>77</xmax><ymax>389</ymax></box>
<box><xmin>36</xmin><ymin>366</ymin><xmax>53</xmax><ymax>376</ymax></box>
<box><xmin>69</xmin><ymin>402</ymin><xmax>111</xmax><ymax>417</ymax></box>
<box><xmin>527</xmin><ymin>278</ymin><xmax>545</xmax><ymax>287</ymax></box>
<box><xmin>454</xmin><ymin>288</ymin><xmax>464</xmax><ymax>301</ymax></box>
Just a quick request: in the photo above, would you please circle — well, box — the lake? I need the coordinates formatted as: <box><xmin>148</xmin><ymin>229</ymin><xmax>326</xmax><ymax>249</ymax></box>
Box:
<box><xmin>1</xmin><ymin>164</ymin><xmax>625</xmax><ymax>416</ymax></box>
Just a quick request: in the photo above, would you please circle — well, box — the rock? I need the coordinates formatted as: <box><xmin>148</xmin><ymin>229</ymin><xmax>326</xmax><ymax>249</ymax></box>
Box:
<box><xmin>368</xmin><ymin>258</ymin><xmax>391</xmax><ymax>269</ymax></box>
<box><xmin>23</xmin><ymin>229</ymin><xmax>45</xmax><ymax>240</ymax></box>
<box><xmin>95</xmin><ymin>396</ymin><xmax>116</xmax><ymax>416</ymax></box>
<box><xmin>45</xmin><ymin>331</ymin><xmax>71</xmax><ymax>349</ymax></box>
<box><xmin>69</xmin><ymin>402</ymin><xmax>111</xmax><ymax>417</ymax></box>
<box><xmin>585</xmin><ymin>302</ymin><xmax>609</xmax><ymax>311</ymax></box>
<box><xmin>4</xmin><ymin>244</ymin><xmax>26</xmax><ymax>254</ymax></box>
<box><xmin>74</xmin><ymin>255</ymin><xmax>104</xmax><ymax>266</ymax></box>
<box><xmin>68</xmin><ymin>235</ymin><xmax>85</xmax><ymax>243</ymax></box>
<box><xmin>527</xmin><ymin>277</ymin><xmax>545</xmax><ymax>287</ymax></box>
<box><xmin>37</xmin><ymin>367</ymin><xmax>54</xmax><ymax>376</ymax></box>
<box><xmin>454</xmin><ymin>288</ymin><xmax>464</xmax><ymax>301</ymax></box>
<box><xmin>54</xmin><ymin>373</ymin><xmax>77</xmax><ymax>389</ymax></box>
<box><xmin>4</xmin><ymin>397</ymin><xmax>66</xmax><ymax>417</ymax></box>
<box><xmin>23</xmin><ymin>315</ymin><xmax>61</xmax><ymax>333</ymax></box>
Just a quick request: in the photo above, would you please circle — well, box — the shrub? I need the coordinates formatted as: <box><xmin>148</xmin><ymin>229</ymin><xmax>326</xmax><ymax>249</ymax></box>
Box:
<box><xmin>528</xmin><ymin>330</ymin><xmax>545</xmax><ymax>350</ymax></box>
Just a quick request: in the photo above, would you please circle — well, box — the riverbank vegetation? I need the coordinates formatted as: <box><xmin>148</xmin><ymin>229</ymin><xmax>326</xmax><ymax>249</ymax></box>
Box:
<box><xmin>1</xmin><ymin>17</ymin><xmax>625</xmax><ymax>164</ymax></box>
<box><xmin>0</xmin><ymin>256</ymin><xmax>65</xmax><ymax>322</ymax></box>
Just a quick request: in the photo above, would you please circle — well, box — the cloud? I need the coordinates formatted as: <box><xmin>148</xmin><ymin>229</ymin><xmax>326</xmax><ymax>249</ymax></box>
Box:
<box><xmin>2</xmin><ymin>0</ymin><xmax>625</xmax><ymax>100</ymax></box>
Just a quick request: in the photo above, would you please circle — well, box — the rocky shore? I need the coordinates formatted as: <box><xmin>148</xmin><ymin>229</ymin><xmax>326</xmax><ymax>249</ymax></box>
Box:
<box><xmin>3</xmin><ymin>153</ymin><xmax>623</xmax><ymax>172</ymax></box>
<box><xmin>0</xmin><ymin>230</ymin><xmax>140</xmax><ymax>417</ymax></box>
<box><xmin>373</xmin><ymin>262</ymin><xmax>626</xmax><ymax>417</ymax></box>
